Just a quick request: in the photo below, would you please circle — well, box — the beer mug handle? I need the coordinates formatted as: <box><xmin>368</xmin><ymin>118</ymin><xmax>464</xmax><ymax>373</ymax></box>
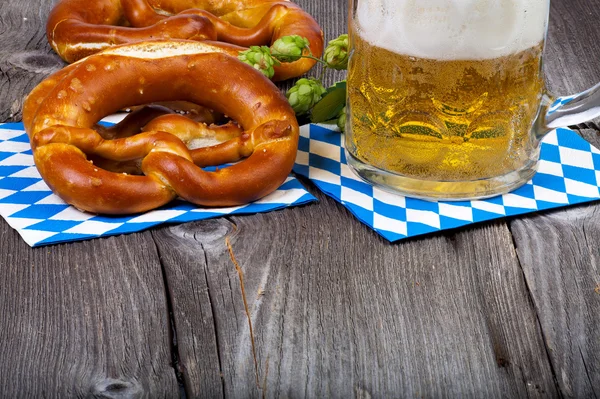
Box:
<box><xmin>543</xmin><ymin>81</ymin><xmax>600</xmax><ymax>131</ymax></box>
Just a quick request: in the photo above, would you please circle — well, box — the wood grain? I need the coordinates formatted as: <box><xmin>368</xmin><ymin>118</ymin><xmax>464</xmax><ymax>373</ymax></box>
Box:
<box><xmin>153</xmin><ymin>193</ymin><xmax>558</xmax><ymax>397</ymax></box>
<box><xmin>0</xmin><ymin>0</ymin><xmax>64</xmax><ymax>122</ymax></box>
<box><xmin>151</xmin><ymin>224</ymin><xmax>227</xmax><ymax>398</ymax></box>
<box><xmin>508</xmin><ymin>1</ymin><xmax>600</xmax><ymax>397</ymax></box>
<box><xmin>545</xmin><ymin>0</ymin><xmax>600</xmax><ymax>97</ymax></box>
<box><xmin>511</xmin><ymin>206</ymin><xmax>600</xmax><ymax>399</ymax></box>
<box><xmin>0</xmin><ymin>228</ymin><xmax>179</xmax><ymax>397</ymax></box>
<box><xmin>0</xmin><ymin>0</ymin><xmax>180</xmax><ymax>397</ymax></box>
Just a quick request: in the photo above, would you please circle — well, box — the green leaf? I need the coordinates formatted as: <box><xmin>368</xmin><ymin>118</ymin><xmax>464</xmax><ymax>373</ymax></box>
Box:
<box><xmin>325</xmin><ymin>80</ymin><xmax>347</xmax><ymax>95</ymax></box>
<box><xmin>310</xmin><ymin>80</ymin><xmax>347</xmax><ymax>123</ymax></box>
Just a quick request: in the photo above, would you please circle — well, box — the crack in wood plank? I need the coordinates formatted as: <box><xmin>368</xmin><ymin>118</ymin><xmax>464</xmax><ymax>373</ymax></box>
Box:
<box><xmin>150</xmin><ymin>223</ymin><xmax>227</xmax><ymax>397</ymax></box>
<box><xmin>151</xmin><ymin>237</ymin><xmax>188</xmax><ymax>399</ymax></box>
<box><xmin>515</xmin><ymin>365</ymin><xmax>532</xmax><ymax>399</ymax></box>
<box><xmin>579</xmin><ymin>346</ymin><xmax>598</xmax><ymax>399</ymax></box>
<box><xmin>225</xmin><ymin>235</ymin><xmax>261</xmax><ymax>389</ymax></box>
<box><xmin>262</xmin><ymin>357</ymin><xmax>269</xmax><ymax>399</ymax></box>
<box><xmin>273</xmin><ymin>258</ymin><xmax>292</xmax><ymax>397</ymax></box>
<box><xmin>199</xmin><ymin>239</ymin><xmax>226</xmax><ymax>397</ymax></box>
<box><xmin>508</xmin><ymin>228</ymin><xmax>564</xmax><ymax>398</ymax></box>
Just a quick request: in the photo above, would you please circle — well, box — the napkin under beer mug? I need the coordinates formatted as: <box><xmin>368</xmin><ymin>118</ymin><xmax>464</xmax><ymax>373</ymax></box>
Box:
<box><xmin>294</xmin><ymin>124</ymin><xmax>600</xmax><ymax>242</ymax></box>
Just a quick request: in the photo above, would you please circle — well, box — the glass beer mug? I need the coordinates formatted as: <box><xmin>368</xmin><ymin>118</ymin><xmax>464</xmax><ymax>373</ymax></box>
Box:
<box><xmin>345</xmin><ymin>0</ymin><xmax>600</xmax><ymax>200</ymax></box>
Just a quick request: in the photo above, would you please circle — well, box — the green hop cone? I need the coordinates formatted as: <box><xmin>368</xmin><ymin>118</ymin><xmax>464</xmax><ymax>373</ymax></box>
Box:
<box><xmin>238</xmin><ymin>45</ymin><xmax>280</xmax><ymax>79</ymax></box>
<box><xmin>271</xmin><ymin>35</ymin><xmax>310</xmax><ymax>63</ymax></box>
<box><xmin>324</xmin><ymin>34</ymin><xmax>349</xmax><ymax>70</ymax></box>
<box><xmin>286</xmin><ymin>77</ymin><xmax>327</xmax><ymax>115</ymax></box>
<box><xmin>337</xmin><ymin>106</ymin><xmax>346</xmax><ymax>132</ymax></box>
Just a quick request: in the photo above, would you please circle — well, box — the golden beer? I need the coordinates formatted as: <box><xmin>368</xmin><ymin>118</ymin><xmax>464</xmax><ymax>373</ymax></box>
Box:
<box><xmin>346</xmin><ymin>1</ymin><xmax>600</xmax><ymax>199</ymax></box>
<box><xmin>346</xmin><ymin>33</ymin><xmax>545</xmax><ymax>183</ymax></box>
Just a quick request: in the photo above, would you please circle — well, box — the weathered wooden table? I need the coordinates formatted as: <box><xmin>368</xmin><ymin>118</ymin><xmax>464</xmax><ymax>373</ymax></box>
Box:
<box><xmin>1</xmin><ymin>0</ymin><xmax>599</xmax><ymax>397</ymax></box>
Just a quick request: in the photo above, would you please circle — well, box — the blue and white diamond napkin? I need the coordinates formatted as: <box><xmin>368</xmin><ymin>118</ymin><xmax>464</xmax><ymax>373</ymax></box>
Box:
<box><xmin>293</xmin><ymin>123</ymin><xmax>600</xmax><ymax>242</ymax></box>
<box><xmin>0</xmin><ymin>122</ymin><xmax>316</xmax><ymax>247</ymax></box>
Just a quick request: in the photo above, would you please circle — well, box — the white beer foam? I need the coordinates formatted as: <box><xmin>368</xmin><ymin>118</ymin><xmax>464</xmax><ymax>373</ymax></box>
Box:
<box><xmin>355</xmin><ymin>0</ymin><xmax>549</xmax><ymax>60</ymax></box>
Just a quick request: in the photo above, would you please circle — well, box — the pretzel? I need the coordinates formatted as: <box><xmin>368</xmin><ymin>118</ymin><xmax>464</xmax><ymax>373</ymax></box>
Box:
<box><xmin>23</xmin><ymin>40</ymin><xmax>299</xmax><ymax>214</ymax></box>
<box><xmin>47</xmin><ymin>0</ymin><xmax>324</xmax><ymax>81</ymax></box>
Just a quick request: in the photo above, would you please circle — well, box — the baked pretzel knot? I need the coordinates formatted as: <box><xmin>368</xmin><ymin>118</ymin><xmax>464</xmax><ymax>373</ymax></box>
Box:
<box><xmin>23</xmin><ymin>41</ymin><xmax>299</xmax><ymax>215</ymax></box>
<box><xmin>47</xmin><ymin>0</ymin><xmax>324</xmax><ymax>81</ymax></box>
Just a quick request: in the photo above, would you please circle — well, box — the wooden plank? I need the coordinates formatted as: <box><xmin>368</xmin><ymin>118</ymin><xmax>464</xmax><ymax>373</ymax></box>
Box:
<box><xmin>509</xmin><ymin>0</ymin><xmax>600</xmax><ymax>397</ymax></box>
<box><xmin>151</xmin><ymin>224</ymin><xmax>227</xmax><ymax>398</ymax></box>
<box><xmin>545</xmin><ymin>0</ymin><xmax>600</xmax><ymax>97</ymax></box>
<box><xmin>511</xmin><ymin>201</ymin><xmax>600</xmax><ymax>399</ymax></box>
<box><xmin>154</xmin><ymin>195</ymin><xmax>559</xmax><ymax>397</ymax></box>
<box><xmin>0</xmin><ymin>0</ymin><xmax>65</xmax><ymax>123</ymax></box>
<box><xmin>545</xmin><ymin>0</ymin><xmax>600</xmax><ymax>128</ymax></box>
<box><xmin>0</xmin><ymin>1</ymin><xmax>178</xmax><ymax>397</ymax></box>
<box><xmin>0</xmin><ymin>227</ymin><xmax>179</xmax><ymax>397</ymax></box>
